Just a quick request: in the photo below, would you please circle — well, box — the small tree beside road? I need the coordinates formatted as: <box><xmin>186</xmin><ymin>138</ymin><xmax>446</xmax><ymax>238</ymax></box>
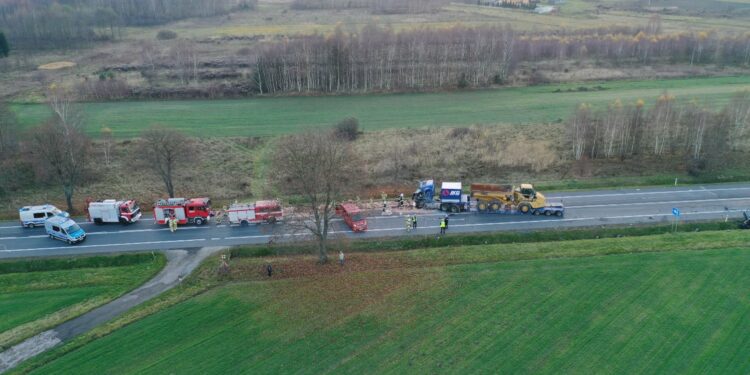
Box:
<box><xmin>139</xmin><ymin>125</ymin><xmax>192</xmax><ymax>198</ymax></box>
<box><xmin>272</xmin><ymin>129</ymin><xmax>359</xmax><ymax>263</ymax></box>
<box><xmin>28</xmin><ymin>86</ymin><xmax>90</xmax><ymax>213</ymax></box>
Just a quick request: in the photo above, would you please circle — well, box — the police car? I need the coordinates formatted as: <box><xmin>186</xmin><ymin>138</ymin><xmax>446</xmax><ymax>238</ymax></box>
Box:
<box><xmin>45</xmin><ymin>216</ymin><xmax>86</xmax><ymax>245</ymax></box>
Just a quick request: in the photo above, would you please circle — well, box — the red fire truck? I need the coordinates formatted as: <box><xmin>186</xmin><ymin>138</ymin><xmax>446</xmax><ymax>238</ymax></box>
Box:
<box><xmin>221</xmin><ymin>200</ymin><xmax>283</xmax><ymax>226</ymax></box>
<box><xmin>86</xmin><ymin>199</ymin><xmax>142</xmax><ymax>225</ymax></box>
<box><xmin>154</xmin><ymin>197</ymin><xmax>212</xmax><ymax>225</ymax></box>
<box><xmin>335</xmin><ymin>203</ymin><xmax>367</xmax><ymax>232</ymax></box>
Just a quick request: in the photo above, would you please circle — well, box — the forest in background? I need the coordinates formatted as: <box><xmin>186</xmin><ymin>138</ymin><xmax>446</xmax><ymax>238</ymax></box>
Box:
<box><xmin>0</xmin><ymin>0</ymin><xmax>256</xmax><ymax>49</ymax></box>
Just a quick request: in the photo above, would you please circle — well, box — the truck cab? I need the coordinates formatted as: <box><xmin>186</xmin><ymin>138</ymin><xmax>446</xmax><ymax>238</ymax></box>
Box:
<box><xmin>412</xmin><ymin>180</ymin><xmax>436</xmax><ymax>208</ymax></box>
<box><xmin>336</xmin><ymin>203</ymin><xmax>367</xmax><ymax>232</ymax></box>
<box><xmin>413</xmin><ymin>180</ymin><xmax>469</xmax><ymax>212</ymax></box>
<box><xmin>19</xmin><ymin>205</ymin><xmax>68</xmax><ymax>228</ymax></box>
<box><xmin>45</xmin><ymin>216</ymin><xmax>86</xmax><ymax>244</ymax></box>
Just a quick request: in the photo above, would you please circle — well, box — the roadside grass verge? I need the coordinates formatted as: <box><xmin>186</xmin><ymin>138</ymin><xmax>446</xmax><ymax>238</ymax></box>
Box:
<box><xmin>11</xmin><ymin>76</ymin><xmax>750</xmax><ymax>138</ymax></box>
<box><xmin>19</xmin><ymin>229</ymin><xmax>750</xmax><ymax>374</ymax></box>
<box><xmin>228</xmin><ymin>220</ymin><xmax>741</xmax><ymax>258</ymax></box>
<box><xmin>0</xmin><ymin>253</ymin><xmax>165</xmax><ymax>351</ymax></box>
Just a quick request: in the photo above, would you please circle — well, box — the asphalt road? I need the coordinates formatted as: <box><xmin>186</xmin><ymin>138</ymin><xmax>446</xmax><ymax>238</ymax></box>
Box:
<box><xmin>1</xmin><ymin>183</ymin><xmax>749</xmax><ymax>259</ymax></box>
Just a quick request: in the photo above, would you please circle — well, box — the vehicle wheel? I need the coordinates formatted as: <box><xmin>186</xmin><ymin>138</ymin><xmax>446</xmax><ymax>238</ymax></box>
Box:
<box><xmin>119</xmin><ymin>217</ymin><xmax>128</xmax><ymax>225</ymax></box>
<box><xmin>489</xmin><ymin>201</ymin><xmax>501</xmax><ymax>212</ymax></box>
<box><xmin>67</xmin><ymin>239</ymin><xmax>73</xmax><ymax>245</ymax></box>
<box><xmin>240</xmin><ymin>220</ymin><xmax>249</xmax><ymax>227</ymax></box>
<box><xmin>519</xmin><ymin>204</ymin><xmax>531</xmax><ymax>214</ymax></box>
<box><xmin>555</xmin><ymin>211</ymin><xmax>563</xmax><ymax>217</ymax></box>
<box><xmin>544</xmin><ymin>210</ymin><xmax>552</xmax><ymax>216</ymax></box>
<box><xmin>450</xmin><ymin>205</ymin><xmax>460</xmax><ymax>213</ymax></box>
<box><xmin>268</xmin><ymin>217</ymin><xmax>277</xmax><ymax>224</ymax></box>
<box><xmin>416</xmin><ymin>201</ymin><xmax>425</xmax><ymax>209</ymax></box>
<box><xmin>28</xmin><ymin>223</ymin><xmax>35</xmax><ymax>229</ymax></box>
<box><xmin>477</xmin><ymin>201</ymin><xmax>489</xmax><ymax>212</ymax></box>
<box><xmin>195</xmin><ymin>218</ymin><xmax>204</xmax><ymax>226</ymax></box>
<box><xmin>49</xmin><ymin>234</ymin><xmax>54</xmax><ymax>239</ymax></box>
<box><xmin>533</xmin><ymin>210</ymin><xmax>541</xmax><ymax>216</ymax></box>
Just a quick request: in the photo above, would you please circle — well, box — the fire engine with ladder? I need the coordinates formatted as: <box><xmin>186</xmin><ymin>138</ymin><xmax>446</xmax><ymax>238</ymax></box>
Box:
<box><xmin>216</xmin><ymin>200</ymin><xmax>283</xmax><ymax>226</ymax></box>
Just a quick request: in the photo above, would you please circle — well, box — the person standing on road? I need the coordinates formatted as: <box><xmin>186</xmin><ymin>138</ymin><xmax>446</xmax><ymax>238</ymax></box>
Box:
<box><xmin>439</xmin><ymin>218</ymin><xmax>446</xmax><ymax>235</ymax></box>
<box><xmin>169</xmin><ymin>213</ymin><xmax>177</xmax><ymax>233</ymax></box>
<box><xmin>398</xmin><ymin>193</ymin><xmax>405</xmax><ymax>208</ymax></box>
<box><xmin>339</xmin><ymin>251</ymin><xmax>345</xmax><ymax>266</ymax></box>
<box><xmin>412</xmin><ymin>215</ymin><xmax>418</xmax><ymax>229</ymax></box>
<box><xmin>444</xmin><ymin>215</ymin><xmax>449</xmax><ymax>230</ymax></box>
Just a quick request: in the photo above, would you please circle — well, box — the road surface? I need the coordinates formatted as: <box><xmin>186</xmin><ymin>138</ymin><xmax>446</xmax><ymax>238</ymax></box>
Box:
<box><xmin>1</xmin><ymin>183</ymin><xmax>749</xmax><ymax>259</ymax></box>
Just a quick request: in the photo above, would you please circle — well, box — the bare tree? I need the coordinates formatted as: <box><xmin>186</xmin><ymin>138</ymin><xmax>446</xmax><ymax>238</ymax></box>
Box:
<box><xmin>569</xmin><ymin>103</ymin><xmax>592</xmax><ymax>160</ymax></box>
<box><xmin>725</xmin><ymin>90</ymin><xmax>750</xmax><ymax>149</ymax></box>
<box><xmin>139</xmin><ymin>125</ymin><xmax>192</xmax><ymax>198</ymax></box>
<box><xmin>0</xmin><ymin>102</ymin><xmax>18</xmax><ymax>156</ymax></box>
<box><xmin>272</xmin><ymin>129</ymin><xmax>359</xmax><ymax>263</ymax></box>
<box><xmin>101</xmin><ymin>126</ymin><xmax>114</xmax><ymax>165</ymax></box>
<box><xmin>28</xmin><ymin>86</ymin><xmax>90</xmax><ymax>212</ymax></box>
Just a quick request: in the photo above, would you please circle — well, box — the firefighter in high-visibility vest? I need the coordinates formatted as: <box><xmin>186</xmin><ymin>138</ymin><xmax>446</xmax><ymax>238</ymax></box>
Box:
<box><xmin>169</xmin><ymin>214</ymin><xmax>178</xmax><ymax>233</ymax></box>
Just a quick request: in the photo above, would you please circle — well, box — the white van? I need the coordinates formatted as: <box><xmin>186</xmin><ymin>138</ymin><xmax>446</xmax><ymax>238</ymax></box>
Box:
<box><xmin>19</xmin><ymin>205</ymin><xmax>69</xmax><ymax>228</ymax></box>
<box><xmin>45</xmin><ymin>216</ymin><xmax>86</xmax><ymax>244</ymax></box>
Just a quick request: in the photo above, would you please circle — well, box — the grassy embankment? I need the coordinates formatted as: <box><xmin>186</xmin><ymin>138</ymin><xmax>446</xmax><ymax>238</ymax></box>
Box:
<box><xmin>19</xmin><ymin>228</ymin><xmax>750</xmax><ymax>374</ymax></box>
<box><xmin>0</xmin><ymin>253</ymin><xmax>165</xmax><ymax>351</ymax></box>
<box><xmin>11</xmin><ymin>75</ymin><xmax>750</xmax><ymax>138</ymax></box>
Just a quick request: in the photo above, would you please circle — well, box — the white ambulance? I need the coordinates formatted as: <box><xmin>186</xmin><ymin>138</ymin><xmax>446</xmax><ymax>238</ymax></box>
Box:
<box><xmin>19</xmin><ymin>204</ymin><xmax>69</xmax><ymax>228</ymax></box>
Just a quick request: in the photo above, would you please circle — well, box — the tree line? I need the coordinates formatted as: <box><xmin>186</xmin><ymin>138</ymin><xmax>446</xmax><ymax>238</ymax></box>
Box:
<box><xmin>0</xmin><ymin>0</ymin><xmax>255</xmax><ymax>49</ymax></box>
<box><xmin>290</xmin><ymin>0</ymin><xmax>450</xmax><ymax>14</ymax></box>
<box><xmin>253</xmin><ymin>25</ymin><xmax>750</xmax><ymax>94</ymax></box>
<box><xmin>566</xmin><ymin>91</ymin><xmax>750</xmax><ymax>171</ymax></box>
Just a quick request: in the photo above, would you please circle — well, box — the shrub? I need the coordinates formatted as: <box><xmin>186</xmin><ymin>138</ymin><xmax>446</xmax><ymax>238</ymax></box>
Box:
<box><xmin>156</xmin><ymin>30</ymin><xmax>178</xmax><ymax>40</ymax></box>
<box><xmin>334</xmin><ymin>117</ymin><xmax>360</xmax><ymax>141</ymax></box>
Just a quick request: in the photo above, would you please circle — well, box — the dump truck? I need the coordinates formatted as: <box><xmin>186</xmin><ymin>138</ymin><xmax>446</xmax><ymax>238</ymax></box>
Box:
<box><xmin>412</xmin><ymin>180</ymin><xmax>564</xmax><ymax>216</ymax></box>
<box><xmin>471</xmin><ymin>183</ymin><xmax>563</xmax><ymax>216</ymax></box>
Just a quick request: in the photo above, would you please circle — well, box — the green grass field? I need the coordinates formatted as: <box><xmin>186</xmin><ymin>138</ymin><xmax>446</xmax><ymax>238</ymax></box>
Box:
<box><xmin>12</xmin><ymin>76</ymin><xmax>750</xmax><ymax>138</ymax></box>
<box><xmin>0</xmin><ymin>254</ymin><xmax>165</xmax><ymax>350</ymax></box>
<box><xmin>29</xmin><ymin>232</ymin><xmax>750</xmax><ymax>374</ymax></box>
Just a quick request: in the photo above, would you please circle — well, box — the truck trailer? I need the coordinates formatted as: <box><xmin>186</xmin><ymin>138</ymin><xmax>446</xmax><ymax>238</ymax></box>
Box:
<box><xmin>413</xmin><ymin>180</ymin><xmax>564</xmax><ymax>216</ymax></box>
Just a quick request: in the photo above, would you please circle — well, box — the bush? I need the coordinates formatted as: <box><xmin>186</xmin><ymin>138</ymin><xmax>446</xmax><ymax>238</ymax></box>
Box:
<box><xmin>334</xmin><ymin>117</ymin><xmax>360</xmax><ymax>141</ymax></box>
<box><xmin>156</xmin><ymin>30</ymin><xmax>178</xmax><ymax>40</ymax></box>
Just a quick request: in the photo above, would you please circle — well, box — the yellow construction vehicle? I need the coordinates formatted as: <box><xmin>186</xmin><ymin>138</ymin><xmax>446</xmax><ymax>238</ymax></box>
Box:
<box><xmin>471</xmin><ymin>183</ymin><xmax>549</xmax><ymax>214</ymax></box>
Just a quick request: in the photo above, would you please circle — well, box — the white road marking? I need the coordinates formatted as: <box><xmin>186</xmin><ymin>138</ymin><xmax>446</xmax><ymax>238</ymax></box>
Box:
<box><xmin>567</xmin><ymin>197</ymin><xmax>750</xmax><ymax>209</ymax></box>
<box><xmin>0</xmin><ymin>239</ymin><xmax>207</xmax><ymax>252</ymax></box>
<box><xmin>552</xmin><ymin>186</ymin><xmax>750</xmax><ymax>199</ymax></box>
